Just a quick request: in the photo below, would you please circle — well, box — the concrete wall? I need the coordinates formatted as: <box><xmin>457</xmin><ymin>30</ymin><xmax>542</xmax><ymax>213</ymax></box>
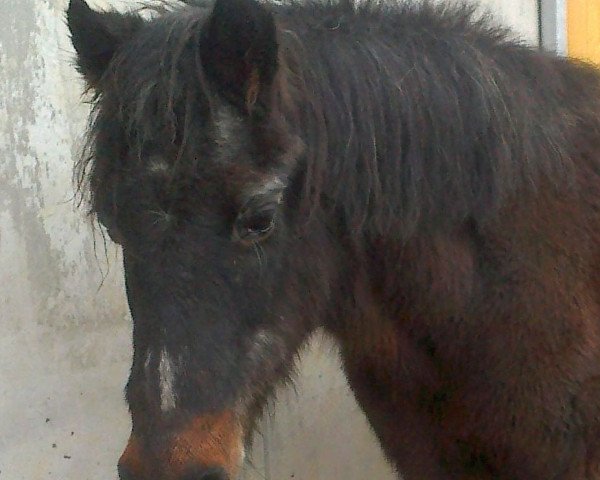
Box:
<box><xmin>0</xmin><ymin>1</ymin><xmax>538</xmax><ymax>479</ymax></box>
<box><xmin>480</xmin><ymin>0</ymin><xmax>539</xmax><ymax>44</ymax></box>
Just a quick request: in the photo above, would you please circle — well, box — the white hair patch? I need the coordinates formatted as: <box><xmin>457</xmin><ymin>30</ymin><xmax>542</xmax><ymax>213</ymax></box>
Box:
<box><xmin>251</xmin><ymin>177</ymin><xmax>285</xmax><ymax>199</ymax></box>
<box><xmin>146</xmin><ymin>155</ymin><xmax>170</xmax><ymax>175</ymax></box>
<box><xmin>248</xmin><ymin>330</ymin><xmax>273</xmax><ymax>363</ymax></box>
<box><xmin>158</xmin><ymin>348</ymin><xmax>177</xmax><ymax>412</ymax></box>
<box><xmin>213</xmin><ymin>106</ymin><xmax>244</xmax><ymax>148</ymax></box>
<box><xmin>144</xmin><ymin>350</ymin><xmax>153</xmax><ymax>374</ymax></box>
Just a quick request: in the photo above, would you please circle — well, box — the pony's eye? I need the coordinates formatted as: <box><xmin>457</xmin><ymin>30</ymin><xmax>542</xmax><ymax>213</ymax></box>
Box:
<box><xmin>233</xmin><ymin>204</ymin><xmax>277</xmax><ymax>243</ymax></box>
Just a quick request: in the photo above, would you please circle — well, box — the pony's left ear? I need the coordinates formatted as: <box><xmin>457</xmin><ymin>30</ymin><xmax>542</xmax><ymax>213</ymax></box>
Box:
<box><xmin>67</xmin><ymin>0</ymin><xmax>143</xmax><ymax>89</ymax></box>
<box><xmin>200</xmin><ymin>0</ymin><xmax>278</xmax><ymax>114</ymax></box>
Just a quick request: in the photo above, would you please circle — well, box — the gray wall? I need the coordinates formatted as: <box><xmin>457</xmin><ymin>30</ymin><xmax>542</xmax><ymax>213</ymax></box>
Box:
<box><xmin>0</xmin><ymin>1</ymin><xmax>537</xmax><ymax>479</ymax></box>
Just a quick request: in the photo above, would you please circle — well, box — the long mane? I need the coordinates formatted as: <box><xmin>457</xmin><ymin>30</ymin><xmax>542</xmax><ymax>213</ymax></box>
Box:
<box><xmin>273</xmin><ymin>0</ymin><xmax>600</xmax><ymax>238</ymax></box>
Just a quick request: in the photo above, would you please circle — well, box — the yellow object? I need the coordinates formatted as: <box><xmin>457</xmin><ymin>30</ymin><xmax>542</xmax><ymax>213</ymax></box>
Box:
<box><xmin>568</xmin><ymin>0</ymin><xmax>600</xmax><ymax>64</ymax></box>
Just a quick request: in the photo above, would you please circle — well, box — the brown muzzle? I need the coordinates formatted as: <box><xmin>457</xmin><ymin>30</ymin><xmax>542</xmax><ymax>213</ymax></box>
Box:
<box><xmin>118</xmin><ymin>410</ymin><xmax>244</xmax><ymax>480</ymax></box>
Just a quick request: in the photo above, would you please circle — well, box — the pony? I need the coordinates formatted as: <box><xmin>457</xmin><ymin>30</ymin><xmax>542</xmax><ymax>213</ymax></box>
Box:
<box><xmin>66</xmin><ymin>0</ymin><xmax>600</xmax><ymax>478</ymax></box>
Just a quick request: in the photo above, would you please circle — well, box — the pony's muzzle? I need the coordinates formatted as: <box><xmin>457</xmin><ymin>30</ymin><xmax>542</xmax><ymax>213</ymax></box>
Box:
<box><xmin>178</xmin><ymin>466</ymin><xmax>229</xmax><ymax>480</ymax></box>
<box><xmin>119</xmin><ymin>464</ymin><xmax>228</xmax><ymax>480</ymax></box>
<box><xmin>118</xmin><ymin>411</ymin><xmax>243</xmax><ymax>480</ymax></box>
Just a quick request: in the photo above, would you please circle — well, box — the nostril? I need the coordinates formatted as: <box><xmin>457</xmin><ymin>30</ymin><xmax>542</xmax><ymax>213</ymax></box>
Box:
<box><xmin>117</xmin><ymin>464</ymin><xmax>136</xmax><ymax>480</ymax></box>
<box><xmin>180</xmin><ymin>466</ymin><xmax>229</xmax><ymax>480</ymax></box>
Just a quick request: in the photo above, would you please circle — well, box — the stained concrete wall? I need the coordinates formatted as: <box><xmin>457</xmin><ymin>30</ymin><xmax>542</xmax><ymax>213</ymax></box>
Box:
<box><xmin>0</xmin><ymin>1</ymin><xmax>537</xmax><ymax>479</ymax></box>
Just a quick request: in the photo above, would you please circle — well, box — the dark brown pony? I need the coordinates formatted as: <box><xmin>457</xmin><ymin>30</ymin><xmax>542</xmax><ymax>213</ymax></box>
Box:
<box><xmin>66</xmin><ymin>0</ymin><xmax>600</xmax><ymax>478</ymax></box>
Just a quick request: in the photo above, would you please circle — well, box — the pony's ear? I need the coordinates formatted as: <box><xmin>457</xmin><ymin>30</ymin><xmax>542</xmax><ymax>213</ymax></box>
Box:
<box><xmin>200</xmin><ymin>0</ymin><xmax>278</xmax><ymax>114</ymax></box>
<box><xmin>66</xmin><ymin>0</ymin><xmax>143</xmax><ymax>88</ymax></box>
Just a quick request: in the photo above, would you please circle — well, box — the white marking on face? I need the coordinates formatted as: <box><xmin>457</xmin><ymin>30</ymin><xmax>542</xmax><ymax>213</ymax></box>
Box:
<box><xmin>144</xmin><ymin>350</ymin><xmax>153</xmax><ymax>374</ymax></box>
<box><xmin>244</xmin><ymin>329</ymin><xmax>288</xmax><ymax>387</ymax></box>
<box><xmin>147</xmin><ymin>155</ymin><xmax>170</xmax><ymax>175</ymax></box>
<box><xmin>247</xmin><ymin>330</ymin><xmax>274</xmax><ymax>365</ymax></box>
<box><xmin>250</xmin><ymin>177</ymin><xmax>285</xmax><ymax>201</ymax></box>
<box><xmin>158</xmin><ymin>348</ymin><xmax>177</xmax><ymax>413</ymax></box>
<box><xmin>213</xmin><ymin>106</ymin><xmax>244</xmax><ymax>148</ymax></box>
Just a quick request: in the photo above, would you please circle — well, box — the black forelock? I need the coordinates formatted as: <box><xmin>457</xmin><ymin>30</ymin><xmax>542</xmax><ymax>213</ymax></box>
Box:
<box><xmin>75</xmin><ymin>2</ymin><xmax>217</xmax><ymax>216</ymax></box>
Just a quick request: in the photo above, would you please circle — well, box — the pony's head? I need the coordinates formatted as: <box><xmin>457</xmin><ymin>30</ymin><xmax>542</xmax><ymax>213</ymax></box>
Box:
<box><xmin>67</xmin><ymin>0</ymin><xmax>334</xmax><ymax>478</ymax></box>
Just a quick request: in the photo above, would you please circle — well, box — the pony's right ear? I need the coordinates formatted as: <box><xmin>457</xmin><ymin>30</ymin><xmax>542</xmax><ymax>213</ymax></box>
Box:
<box><xmin>200</xmin><ymin>0</ymin><xmax>278</xmax><ymax>114</ymax></box>
<box><xmin>66</xmin><ymin>0</ymin><xmax>143</xmax><ymax>88</ymax></box>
